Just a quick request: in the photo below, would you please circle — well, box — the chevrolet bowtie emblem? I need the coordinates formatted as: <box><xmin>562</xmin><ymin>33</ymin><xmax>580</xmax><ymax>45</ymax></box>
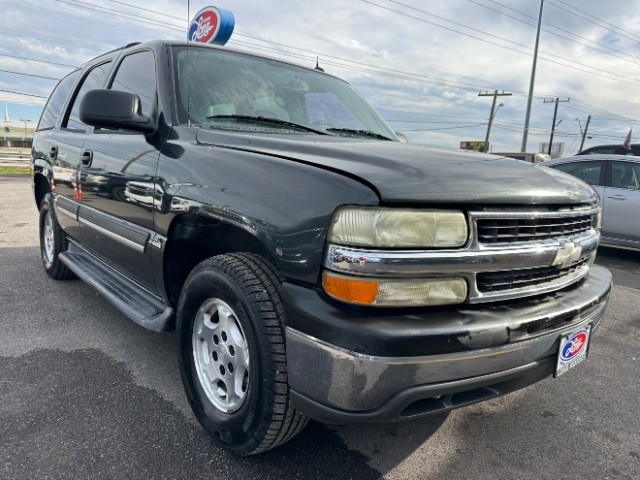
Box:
<box><xmin>552</xmin><ymin>241</ymin><xmax>583</xmax><ymax>269</ymax></box>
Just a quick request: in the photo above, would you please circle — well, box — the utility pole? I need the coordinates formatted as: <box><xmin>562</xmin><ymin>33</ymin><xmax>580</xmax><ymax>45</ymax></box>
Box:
<box><xmin>544</xmin><ymin>98</ymin><xmax>569</xmax><ymax>156</ymax></box>
<box><xmin>479</xmin><ymin>90</ymin><xmax>512</xmax><ymax>152</ymax></box>
<box><xmin>522</xmin><ymin>0</ymin><xmax>544</xmax><ymax>153</ymax></box>
<box><xmin>578</xmin><ymin>115</ymin><xmax>591</xmax><ymax>152</ymax></box>
<box><xmin>19</xmin><ymin>119</ymin><xmax>31</xmax><ymax>139</ymax></box>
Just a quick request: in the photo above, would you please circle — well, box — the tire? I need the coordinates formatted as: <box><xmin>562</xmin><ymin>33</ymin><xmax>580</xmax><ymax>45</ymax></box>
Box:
<box><xmin>177</xmin><ymin>253</ymin><xmax>309</xmax><ymax>455</ymax></box>
<box><xmin>39</xmin><ymin>193</ymin><xmax>75</xmax><ymax>280</ymax></box>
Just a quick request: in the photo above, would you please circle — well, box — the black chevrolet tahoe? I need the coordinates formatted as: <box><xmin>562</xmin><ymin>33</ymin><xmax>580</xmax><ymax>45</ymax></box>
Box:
<box><xmin>31</xmin><ymin>40</ymin><xmax>612</xmax><ymax>455</ymax></box>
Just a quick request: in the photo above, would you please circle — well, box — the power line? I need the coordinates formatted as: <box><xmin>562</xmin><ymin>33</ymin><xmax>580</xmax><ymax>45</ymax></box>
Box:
<box><xmin>398</xmin><ymin>122</ymin><xmax>487</xmax><ymax>132</ymax></box>
<box><xmin>0</xmin><ymin>89</ymin><xmax>48</xmax><ymax>99</ymax></box>
<box><xmin>546</xmin><ymin>1</ymin><xmax>640</xmax><ymax>45</ymax></box>
<box><xmin>6</xmin><ymin>0</ymin><xmax>640</xmax><ymax>141</ymax></box>
<box><xmin>0</xmin><ymin>52</ymin><xmax>76</xmax><ymax>68</ymax></box>
<box><xmin>0</xmin><ymin>68</ymin><xmax>59</xmax><ymax>81</ymax></box>
<box><xmin>44</xmin><ymin>0</ymin><xmax>640</xmax><ymax>99</ymax></box>
<box><xmin>360</xmin><ymin>0</ymin><xmax>640</xmax><ymax>87</ymax></box>
<box><xmin>551</xmin><ymin>0</ymin><xmax>640</xmax><ymax>43</ymax></box>
<box><xmin>464</xmin><ymin>0</ymin><xmax>640</xmax><ymax>68</ymax></box>
<box><xmin>54</xmin><ymin>0</ymin><xmax>184</xmax><ymax>32</ymax></box>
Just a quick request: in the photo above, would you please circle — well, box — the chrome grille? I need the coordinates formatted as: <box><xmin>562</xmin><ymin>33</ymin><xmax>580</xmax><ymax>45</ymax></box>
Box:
<box><xmin>476</xmin><ymin>255</ymin><xmax>591</xmax><ymax>293</ymax></box>
<box><xmin>477</xmin><ymin>214</ymin><xmax>595</xmax><ymax>244</ymax></box>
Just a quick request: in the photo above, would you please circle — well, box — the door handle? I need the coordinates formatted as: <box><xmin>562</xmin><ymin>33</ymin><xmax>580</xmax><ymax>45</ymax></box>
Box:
<box><xmin>606</xmin><ymin>194</ymin><xmax>627</xmax><ymax>201</ymax></box>
<box><xmin>80</xmin><ymin>149</ymin><xmax>93</xmax><ymax>168</ymax></box>
<box><xmin>49</xmin><ymin>145</ymin><xmax>58</xmax><ymax>161</ymax></box>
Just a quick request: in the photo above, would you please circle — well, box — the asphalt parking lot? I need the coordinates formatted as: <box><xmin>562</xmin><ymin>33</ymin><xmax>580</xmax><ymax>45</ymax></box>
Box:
<box><xmin>1</xmin><ymin>175</ymin><xmax>639</xmax><ymax>480</ymax></box>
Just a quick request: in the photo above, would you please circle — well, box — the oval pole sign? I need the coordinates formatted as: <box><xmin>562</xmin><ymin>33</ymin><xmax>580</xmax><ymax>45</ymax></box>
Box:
<box><xmin>188</xmin><ymin>6</ymin><xmax>235</xmax><ymax>45</ymax></box>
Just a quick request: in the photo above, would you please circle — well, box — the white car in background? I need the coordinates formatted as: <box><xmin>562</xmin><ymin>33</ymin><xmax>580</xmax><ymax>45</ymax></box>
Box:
<box><xmin>542</xmin><ymin>154</ymin><xmax>640</xmax><ymax>251</ymax></box>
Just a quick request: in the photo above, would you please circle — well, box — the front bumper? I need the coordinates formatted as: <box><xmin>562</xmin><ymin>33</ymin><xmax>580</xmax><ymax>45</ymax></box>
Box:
<box><xmin>284</xmin><ymin>266</ymin><xmax>612</xmax><ymax>423</ymax></box>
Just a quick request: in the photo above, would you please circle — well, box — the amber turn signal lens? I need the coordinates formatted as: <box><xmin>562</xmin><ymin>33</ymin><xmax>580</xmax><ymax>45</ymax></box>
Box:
<box><xmin>323</xmin><ymin>272</ymin><xmax>378</xmax><ymax>305</ymax></box>
<box><xmin>323</xmin><ymin>271</ymin><xmax>468</xmax><ymax>307</ymax></box>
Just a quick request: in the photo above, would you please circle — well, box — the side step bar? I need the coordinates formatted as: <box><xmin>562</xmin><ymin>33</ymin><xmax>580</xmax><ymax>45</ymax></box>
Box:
<box><xmin>59</xmin><ymin>240</ymin><xmax>174</xmax><ymax>332</ymax></box>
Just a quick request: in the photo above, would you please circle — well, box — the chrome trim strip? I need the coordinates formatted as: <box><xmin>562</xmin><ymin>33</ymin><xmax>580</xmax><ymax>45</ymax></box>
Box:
<box><xmin>55</xmin><ymin>203</ymin><xmax>78</xmax><ymax>220</ymax></box>
<box><xmin>469</xmin><ymin>206</ymin><xmax>598</xmax><ymax>220</ymax></box>
<box><xmin>324</xmin><ymin>231</ymin><xmax>599</xmax><ymax>277</ymax></box>
<box><xmin>53</xmin><ymin>196</ymin><xmax>79</xmax><ymax>220</ymax></box>
<box><xmin>78</xmin><ymin>217</ymin><xmax>146</xmax><ymax>253</ymax></box>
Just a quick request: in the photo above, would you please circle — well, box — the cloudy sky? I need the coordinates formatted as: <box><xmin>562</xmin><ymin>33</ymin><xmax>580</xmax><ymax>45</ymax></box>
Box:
<box><xmin>2</xmin><ymin>0</ymin><xmax>640</xmax><ymax>154</ymax></box>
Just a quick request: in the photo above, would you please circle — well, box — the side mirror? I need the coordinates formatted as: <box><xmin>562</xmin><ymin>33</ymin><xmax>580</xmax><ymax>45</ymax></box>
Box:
<box><xmin>79</xmin><ymin>89</ymin><xmax>155</xmax><ymax>134</ymax></box>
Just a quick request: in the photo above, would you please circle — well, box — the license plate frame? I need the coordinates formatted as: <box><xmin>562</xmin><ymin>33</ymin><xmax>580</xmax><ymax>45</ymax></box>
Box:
<box><xmin>555</xmin><ymin>324</ymin><xmax>592</xmax><ymax>378</ymax></box>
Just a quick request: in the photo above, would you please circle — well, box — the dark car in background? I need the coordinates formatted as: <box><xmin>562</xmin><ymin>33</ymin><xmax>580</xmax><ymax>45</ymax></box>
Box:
<box><xmin>577</xmin><ymin>144</ymin><xmax>640</xmax><ymax>156</ymax></box>
<box><xmin>542</xmin><ymin>154</ymin><xmax>640</xmax><ymax>251</ymax></box>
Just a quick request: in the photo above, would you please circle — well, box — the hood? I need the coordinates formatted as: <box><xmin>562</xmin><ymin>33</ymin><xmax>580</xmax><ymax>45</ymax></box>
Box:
<box><xmin>195</xmin><ymin>129</ymin><xmax>597</xmax><ymax>206</ymax></box>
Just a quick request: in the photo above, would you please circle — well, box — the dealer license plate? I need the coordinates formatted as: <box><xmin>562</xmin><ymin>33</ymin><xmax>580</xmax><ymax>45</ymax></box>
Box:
<box><xmin>555</xmin><ymin>324</ymin><xmax>592</xmax><ymax>377</ymax></box>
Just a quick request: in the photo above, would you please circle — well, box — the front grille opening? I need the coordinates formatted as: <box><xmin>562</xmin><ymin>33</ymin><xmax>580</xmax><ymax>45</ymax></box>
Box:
<box><xmin>476</xmin><ymin>255</ymin><xmax>590</xmax><ymax>293</ymax></box>
<box><xmin>477</xmin><ymin>215</ymin><xmax>594</xmax><ymax>244</ymax></box>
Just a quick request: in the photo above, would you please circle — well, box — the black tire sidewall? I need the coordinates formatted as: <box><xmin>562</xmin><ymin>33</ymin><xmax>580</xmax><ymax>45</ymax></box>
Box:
<box><xmin>177</xmin><ymin>266</ymin><xmax>272</xmax><ymax>450</ymax></box>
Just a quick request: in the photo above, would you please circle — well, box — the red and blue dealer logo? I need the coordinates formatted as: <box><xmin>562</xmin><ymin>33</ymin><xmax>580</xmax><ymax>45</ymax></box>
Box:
<box><xmin>188</xmin><ymin>6</ymin><xmax>235</xmax><ymax>46</ymax></box>
<box><xmin>560</xmin><ymin>330</ymin><xmax>589</xmax><ymax>361</ymax></box>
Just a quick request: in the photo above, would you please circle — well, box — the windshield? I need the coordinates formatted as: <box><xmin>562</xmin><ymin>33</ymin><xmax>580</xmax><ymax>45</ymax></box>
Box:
<box><xmin>172</xmin><ymin>46</ymin><xmax>397</xmax><ymax>140</ymax></box>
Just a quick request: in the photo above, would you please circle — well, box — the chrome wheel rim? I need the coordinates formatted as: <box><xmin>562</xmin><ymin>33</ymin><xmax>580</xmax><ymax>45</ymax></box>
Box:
<box><xmin>192</xmin><ymin>298</ymin><xmax>250</xmax><ymax>413</ymax></box>
<box><xmin>43</xmin><ymin>211</ymin><xmax>55</xmax><ymax>264</ymax></box>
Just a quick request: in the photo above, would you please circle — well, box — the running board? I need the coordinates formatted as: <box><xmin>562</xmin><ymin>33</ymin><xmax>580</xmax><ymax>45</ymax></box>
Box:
<box><xmin>59</xmin><ymin>240</ymin><xmax>174</xmax><ymax>332</ymax></box>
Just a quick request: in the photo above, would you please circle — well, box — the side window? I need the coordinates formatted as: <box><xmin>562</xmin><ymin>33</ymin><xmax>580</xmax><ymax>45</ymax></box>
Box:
<box><xmin>110</xmin><ymin>51</ymin><xmax>156</xmax><ymax>117</ymax></box>
<box><xmin>611</xmin><ymin>161</ymin><xmax>640</xmax><ymax>190</ymax></box>
<box><xmin>586</xmin><ymin>147</ymin><xmax>615</xmax><ymax>155</ymax></box>
<box><xmin>552</xmin><ymin>161</ymin><xmax>603</xmax><ymax>186</ymax></box>
<box><xmin>37</xmin><ymin>70</ymin><xmax>80</xmax><ymax>131</ymax></box>
<box><xmin>65</xmin><ymin>62</ymin><xmax>112</xmax><ymax>130</ymax></box>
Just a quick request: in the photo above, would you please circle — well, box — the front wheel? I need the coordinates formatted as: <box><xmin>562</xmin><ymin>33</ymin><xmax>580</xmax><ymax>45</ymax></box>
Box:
<box><xmin>177</xmin><ymin>253</ymin><xmax>308</xmax><ymax>455</ymax></box>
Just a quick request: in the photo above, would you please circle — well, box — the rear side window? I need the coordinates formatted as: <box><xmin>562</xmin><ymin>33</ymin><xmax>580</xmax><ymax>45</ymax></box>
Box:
<box><xmin>65</xmin><ymin>61</ymin><xmax>112</xmax><ymax>130</ymax></box>
<box><xmin>552</xmin><ymin>161</ymin><xmax>603</xmax><ymax>186</ymax></box>
<box><xmin>110</xmin><ymin>51</ymin><xmax>156</xmax><ymax>117</ymax></box>
<box><xmin>583</xmin><ymin>147</ymin><xmax>615</xmax><ymax>155</ymax></box>
<box><xmin>37</xmin><ymin>70</ymin><xmax>80</xmax><ymax>131</ymax></box>
<box><xmin>611</xmin><ymin>161</ymin><xmax>640</xmax><ymax>190</ymax></box>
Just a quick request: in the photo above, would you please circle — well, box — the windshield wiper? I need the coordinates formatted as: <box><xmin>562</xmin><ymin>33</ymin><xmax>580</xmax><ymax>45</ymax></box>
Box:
<box><xmin>325</xmin><ymin>128</ymin><xmax>394</xmax><ymax>141</ymax></box>
<box><xmin>206</xmin><ymin>115</ymin><xmax>329</xmax><ymax>135</ymax></box>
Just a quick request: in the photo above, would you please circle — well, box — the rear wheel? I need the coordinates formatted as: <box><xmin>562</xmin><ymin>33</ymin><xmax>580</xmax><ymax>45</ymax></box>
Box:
<box><xmin>39</xmin><ymin>193</ymin><xmax>75</xmax><ymax>280</ymax></box>
<box><xmin>177</xmin><ymin>253</ymin><xmax>308</xmax><ymax>455</ymax></box>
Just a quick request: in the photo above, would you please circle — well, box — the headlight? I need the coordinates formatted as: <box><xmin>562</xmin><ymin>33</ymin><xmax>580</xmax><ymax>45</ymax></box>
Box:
<box><xmin>595</xmin><ymin>207</ymin><xmax>602</xmax><ymax>230</ymax></box>
<box><xmin>328</xmin><ymin>207</ymin><xmax>468</xmax><ymax>248</ymax></box>
<box><xmin>323</xmin><ymin>271</ymin><xmax>467</xmax><ymax>307</ymax></box>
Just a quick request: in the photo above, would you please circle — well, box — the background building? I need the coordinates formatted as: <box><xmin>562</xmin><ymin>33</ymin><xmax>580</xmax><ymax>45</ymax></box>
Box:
<box><xmin>2</xmin><ymin>102</ymin><xmax>36</xmax><ymax>149</ymax></box>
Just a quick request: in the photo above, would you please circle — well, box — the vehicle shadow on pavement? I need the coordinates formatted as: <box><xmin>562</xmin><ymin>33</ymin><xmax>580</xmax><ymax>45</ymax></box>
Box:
<box><xmin>0</xmin><ymin>246</ymin><xmax>449</xmax><ymax>479</ymax></box>
<box><xmin>0</xmin><ymin>347</ymin><xmax>447</xmax><ymax>480</ymax></box>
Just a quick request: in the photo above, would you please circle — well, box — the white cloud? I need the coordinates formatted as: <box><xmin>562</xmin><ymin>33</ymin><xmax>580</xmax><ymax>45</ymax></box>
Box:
<box><xmin>2</xmin><ymin>0</ymin><xmax>640</xmax><ymax>152</ymax></box>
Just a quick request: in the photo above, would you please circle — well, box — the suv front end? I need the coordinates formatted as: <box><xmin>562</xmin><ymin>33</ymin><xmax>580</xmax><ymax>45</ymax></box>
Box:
<box><xmin>283</xmin><ymin>203</ymin><xmax>611</xmax><ymax>423</ymax></box>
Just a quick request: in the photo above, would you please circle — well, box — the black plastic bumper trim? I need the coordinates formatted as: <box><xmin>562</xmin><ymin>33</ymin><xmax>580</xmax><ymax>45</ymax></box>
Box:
<box><xmin>291</xmin><ymin>356</ymin><xmax>554</xmax><ymax>424</ymax></box>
